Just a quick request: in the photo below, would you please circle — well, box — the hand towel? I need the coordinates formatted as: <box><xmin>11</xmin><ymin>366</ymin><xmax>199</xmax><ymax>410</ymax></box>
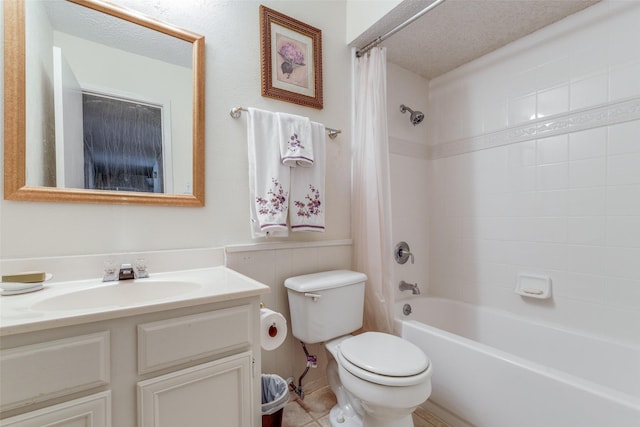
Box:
<box><xmin>247</xmin><ymin>108</ymin><xmax>289</xmax><ymax>238</ymax></box>
<box><xmin>290</xmin><ymin>121</ymin><xmax>325</xmax><ymax>232</ymax></box>
<box><xmin>276</xmin><ymin>112</ymin><xmax>314</xmax><ymax>167</ymax></box>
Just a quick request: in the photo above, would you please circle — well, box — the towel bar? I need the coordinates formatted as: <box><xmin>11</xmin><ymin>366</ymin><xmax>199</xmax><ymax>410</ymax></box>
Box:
<box><xmin>229</xmin><ymin>107</ymin><xmax>341</xmax><ymax>139</ymax></box>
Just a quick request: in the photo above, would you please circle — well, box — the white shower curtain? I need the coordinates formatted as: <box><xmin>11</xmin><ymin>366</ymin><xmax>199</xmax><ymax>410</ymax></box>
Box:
<box><xmin>351</xmin><ymin>47</ymin><xmax>394</xmax><ymax>334</ymax></box>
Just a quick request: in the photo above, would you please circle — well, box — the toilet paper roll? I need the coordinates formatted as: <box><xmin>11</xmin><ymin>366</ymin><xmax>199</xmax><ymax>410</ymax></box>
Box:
<box><xmin>260</xmin><ymin>308</ymin><xmax>287</xmax><ymax>351</ymax></box>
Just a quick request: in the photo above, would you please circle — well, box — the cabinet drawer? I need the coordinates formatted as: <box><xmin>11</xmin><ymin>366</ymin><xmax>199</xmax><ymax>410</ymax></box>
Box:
<box><xmin>0</xmin><ymin>332</ymin><xmax>110</xmax><ymax>412</ymax></box>
<box><xmin>138</xmin><ymin>305</ymin><xmax>252</xmax><ymax>374</ymax></box>
<box><xmin>0</xmin><ymin>391</ymin><xmax>111</xmax><ymax>427</ymax></box>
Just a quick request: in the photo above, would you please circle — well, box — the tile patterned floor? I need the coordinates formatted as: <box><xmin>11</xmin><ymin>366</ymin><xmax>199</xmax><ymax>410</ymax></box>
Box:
<box><xmin>281</xmin><ymin>387</ymin><xmax>451</xmax><ymax>427</ymax></box>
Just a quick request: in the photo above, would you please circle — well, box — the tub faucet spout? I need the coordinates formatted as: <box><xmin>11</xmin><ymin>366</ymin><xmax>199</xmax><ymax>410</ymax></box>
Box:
<box><xmin>399</xmin><ymin>280</ymin><xmax>420</xmax><ymax>295</ymax></box>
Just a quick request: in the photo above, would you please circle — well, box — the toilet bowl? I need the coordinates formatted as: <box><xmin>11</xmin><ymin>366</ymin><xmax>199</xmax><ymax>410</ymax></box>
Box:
<box><xmin>326</xmin><ymin>333</ymin><xmax>432</xmax><ymax>427</ymax></box>
<box><xmin>285</xmin><ymin>270</ymin><xmax>433</xmax><ymax>427</ymax></box>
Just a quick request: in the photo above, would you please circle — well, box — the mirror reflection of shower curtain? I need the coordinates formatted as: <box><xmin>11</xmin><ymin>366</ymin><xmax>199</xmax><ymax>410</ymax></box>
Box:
<box><xmin>83</xmin><ymin>93</ymin><xmax>164</xmax><ymax>193</ymax></box>
<box><xmin>352</xmin><ymin>47</ymin><xmax>394</xmax><ymax>334</ymax></box>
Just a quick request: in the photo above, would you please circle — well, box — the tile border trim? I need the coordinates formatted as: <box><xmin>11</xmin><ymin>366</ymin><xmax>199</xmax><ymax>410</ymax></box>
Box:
<box><xmin>389</xmin><ymin>137</ymin><xmax>430</xmax><ymax>159</ymax></box>
<box><xmin>429</xmin><ymin>96</ymin><xmax>640</xmax><ymax>159</ymax></box>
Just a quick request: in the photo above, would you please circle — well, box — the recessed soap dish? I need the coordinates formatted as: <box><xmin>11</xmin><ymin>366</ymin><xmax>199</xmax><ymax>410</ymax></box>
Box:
<box><xmin>515</xmin><ymin>274</ymin><xmax>551</xmax><ymax>299</ymax></box>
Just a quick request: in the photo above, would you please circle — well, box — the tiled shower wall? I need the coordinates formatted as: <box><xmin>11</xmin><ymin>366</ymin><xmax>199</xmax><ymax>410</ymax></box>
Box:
<box><xmin>426</xmin><ymin>0</ymin><xmax>640</xmax><ymax>344</ymax></box>
<box><xmin>387</xmin><ymin>63</ymin><xmax>430</xmax><ymax>303</ymax></box>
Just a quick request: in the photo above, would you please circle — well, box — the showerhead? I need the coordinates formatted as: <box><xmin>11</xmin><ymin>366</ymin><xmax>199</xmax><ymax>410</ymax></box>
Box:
<box><xmin>400</xmin><ymin>104</ymin><xmax>425</xmax><ymax>126</ymax></box>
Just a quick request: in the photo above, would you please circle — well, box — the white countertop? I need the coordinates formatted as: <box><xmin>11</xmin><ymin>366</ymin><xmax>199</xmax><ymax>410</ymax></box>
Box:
<box><xmin>0</xmin><ymin>266</ymin><xmax>269</xmax><ymax>336</ymax></box>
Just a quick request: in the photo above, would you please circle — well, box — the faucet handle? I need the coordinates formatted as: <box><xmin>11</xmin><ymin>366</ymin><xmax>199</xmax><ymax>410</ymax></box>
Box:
<box><xmin>134</xmin><ymin>258</ymin><xmax>149</xmax><ymax>279</ymax></box>
<box><xmin>102</xmin><ymin>260</ymin><xmax>118</xmax><ymax>282</ymax></box>
<box><xmin>394</xmin><ymin>241</ymin><xmax>414</xmax><ymax>264</ymax></box>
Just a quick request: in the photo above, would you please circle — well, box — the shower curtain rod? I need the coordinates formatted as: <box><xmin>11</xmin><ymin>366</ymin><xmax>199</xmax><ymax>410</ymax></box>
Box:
<box><xmin>355</xmin><ymin>0</ymin><xmax>447</xmax><ymax>57</ymax></box>
<box><xmin>229</xmin><ymin>107</ymin><xmax>342</xmax><ymax>139</ymax></box>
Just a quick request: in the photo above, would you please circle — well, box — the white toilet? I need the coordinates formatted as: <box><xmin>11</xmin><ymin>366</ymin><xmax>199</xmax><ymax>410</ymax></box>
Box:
<box><xmin>285</xmin><ymin>270</ymin><xmax>432</xmax><ymax>427</ymax></box>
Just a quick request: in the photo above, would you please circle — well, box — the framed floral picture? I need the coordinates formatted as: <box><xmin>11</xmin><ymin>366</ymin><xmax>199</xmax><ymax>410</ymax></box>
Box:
<box><xmin>260</xmin><ymin>6</ymin><xmax>323</xmax><ymax>109</ymax></box>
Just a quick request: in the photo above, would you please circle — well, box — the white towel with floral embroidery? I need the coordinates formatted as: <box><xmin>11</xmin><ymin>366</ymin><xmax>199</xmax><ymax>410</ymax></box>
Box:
<box><xmin>276</xmin><ymin>112</ymin><xmax>314</xmax><ymax>167</ymax></box>
<box><xmin>290</xmin><ymin>121</ymin><xmax>325</xmax><ymax>232</ymax></box>
<box><xmin>247</xmin><ymin>108</ymin><xmax>289</xmax><ymax>238</ymax></box>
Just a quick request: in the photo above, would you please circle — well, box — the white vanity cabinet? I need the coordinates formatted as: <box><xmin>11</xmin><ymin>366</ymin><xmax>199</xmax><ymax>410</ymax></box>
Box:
<box><xmin>136</xmin><ymin>305</ymin><xmax>255</xmax><ymax>426</ymax></box>
<box><xmin>0</xmin><ymin>298</ymin><xmax>263</xmax><ymax>427</ymax></box>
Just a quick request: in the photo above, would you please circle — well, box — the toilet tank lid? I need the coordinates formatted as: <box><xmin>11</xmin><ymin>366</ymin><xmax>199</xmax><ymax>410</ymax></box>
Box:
<box><xmin>285</xmin><ymin>270</ymin><xmax>367</xmax><ymax>292</ymax></box>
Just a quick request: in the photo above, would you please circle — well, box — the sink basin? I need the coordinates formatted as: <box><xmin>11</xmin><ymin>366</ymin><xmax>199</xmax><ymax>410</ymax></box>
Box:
<box><xmin>31</xmin><ymin>280</ymin><xmax>202</xmax><ymax>311</ymax></box>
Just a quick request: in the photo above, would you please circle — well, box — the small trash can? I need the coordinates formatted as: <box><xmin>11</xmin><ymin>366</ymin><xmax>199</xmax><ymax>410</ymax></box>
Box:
<box><xmin>261</xmin><ymin>374</ymin><xmax>289</xmax><ymax>427</ymax></box>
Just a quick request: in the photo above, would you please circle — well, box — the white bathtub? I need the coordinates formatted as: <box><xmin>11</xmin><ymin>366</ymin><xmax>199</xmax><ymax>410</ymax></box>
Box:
<box><xmin>395</xmin><ymin>298</ymin><xmax>640</xmax><ymax>427</ymax></box>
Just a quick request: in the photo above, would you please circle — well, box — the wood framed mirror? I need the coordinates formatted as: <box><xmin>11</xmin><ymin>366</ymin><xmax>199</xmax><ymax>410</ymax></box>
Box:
<box><xmin>4</xmin><ymin>0</ymin><xmax>205</xmax><ymax>206</ymax></box>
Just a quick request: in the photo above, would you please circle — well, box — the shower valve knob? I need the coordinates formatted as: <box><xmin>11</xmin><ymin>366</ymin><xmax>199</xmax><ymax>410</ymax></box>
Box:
<box><xmin>394</xmin><ymin>241</ymin><xmax>414</xmax><ymax>264</ymax></box>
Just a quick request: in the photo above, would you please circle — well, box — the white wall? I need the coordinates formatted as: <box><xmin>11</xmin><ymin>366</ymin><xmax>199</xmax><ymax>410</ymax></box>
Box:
<box><xmin>1</xmin><ymin>0</ymin><xmax>351</xmax><ymax>259</ymax></box>
<box><xmin>345</xmin><ymin>0</ymin><xmax>401</xmax><ymax>44</ymax></box>
<box><xmin>25</xmin><ymin>1</ymin><xmax>55</xmax><ymax>187</ymax></box>
<box><xmin>427</xmin><ymin>0</ymin><xmax>640</xmax><ymax>344</ymax></box>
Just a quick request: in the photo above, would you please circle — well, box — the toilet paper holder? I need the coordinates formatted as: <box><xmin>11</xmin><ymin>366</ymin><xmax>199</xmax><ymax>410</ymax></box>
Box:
<box><xmin>260</xmin><ymin>304</ymin><xmax>288</xmax><ymax>351</ymax></box>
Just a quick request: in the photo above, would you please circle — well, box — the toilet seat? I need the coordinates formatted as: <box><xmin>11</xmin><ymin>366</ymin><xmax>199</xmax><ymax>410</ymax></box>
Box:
<box><xmin>337</xmin><ymin>332</ymin><xmax>431</xmax><ymax>387</ymax></box>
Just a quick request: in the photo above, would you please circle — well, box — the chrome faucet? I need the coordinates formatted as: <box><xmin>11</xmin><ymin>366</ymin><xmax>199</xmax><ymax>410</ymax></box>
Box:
<box><xmin>118</xmin><ymin>263</ymin><xmax>135</xmax><ymax>281</ymax></box>
<box><xmin>102</xmin><ymin>259</ymin><xmax>148</xmax><ymax>282</ymax></box>
<box><xmin>399</xmin><ymin>280</ymin><xmax>420</xmax><ymax>295</ymax></box>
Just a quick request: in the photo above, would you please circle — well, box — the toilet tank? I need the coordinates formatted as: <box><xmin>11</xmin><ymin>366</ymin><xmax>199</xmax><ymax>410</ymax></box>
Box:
<box><xmin>285</xmin><ymin>270</ymin><xmax>367</xmax><ymax>344</ymax></box>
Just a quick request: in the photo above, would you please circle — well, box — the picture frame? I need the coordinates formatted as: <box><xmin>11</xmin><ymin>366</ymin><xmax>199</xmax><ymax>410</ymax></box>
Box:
<box><xmin>260</xmin><ymin>5</ymin><xmax>323</xmax><ymax>109</ymax></box>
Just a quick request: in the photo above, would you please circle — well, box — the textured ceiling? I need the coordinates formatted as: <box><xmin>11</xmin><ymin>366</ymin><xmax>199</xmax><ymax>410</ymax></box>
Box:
<box><xmin>350</xmin><ymin>0</ymin><xmax>601</xmax><ymax>80</ymax></box>
<box><xmin>41</xmin><ymin>1</ymin><xmax>192</xmax><ymax>68</ymax></box>
<box><xmin>45</xmin><ymin>0</ymin><xmax>601</xmax><ymax>80</ymax></box>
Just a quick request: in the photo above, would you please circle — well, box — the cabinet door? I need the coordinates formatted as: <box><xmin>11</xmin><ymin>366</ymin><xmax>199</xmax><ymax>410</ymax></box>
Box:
<box><xmin>138</xmin><ymin>352</ymin><xmax>253</xmax><ymax>427</ymax></box>
<box><xmin>0</xmin><ymin>391</ymin><xmax>111</xmax><ymax>427</ymax></box>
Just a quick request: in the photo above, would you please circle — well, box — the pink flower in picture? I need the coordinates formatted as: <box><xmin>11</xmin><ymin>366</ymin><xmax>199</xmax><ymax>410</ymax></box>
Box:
<box><xmin>279</xmin><ymin>43</ymin><xmax>305</xmax><ymax>66</ymax></box>
<box><xmin>275</xmin><ymin>34</ymin><xmax>309</xmax><ymax>88</ymax></box>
